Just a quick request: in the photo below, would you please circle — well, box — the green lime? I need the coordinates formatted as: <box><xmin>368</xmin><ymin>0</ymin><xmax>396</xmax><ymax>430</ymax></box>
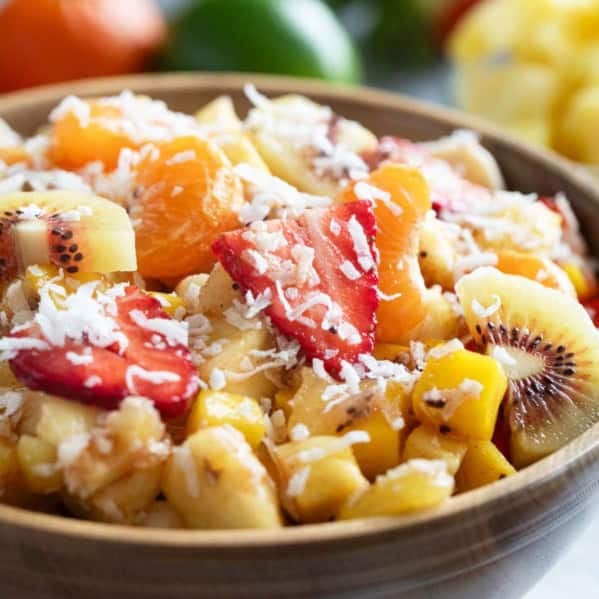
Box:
<box><xmin>161</xmin><ymin>0</ymin><xmax>362</xmax><ymax>84</ymax></box>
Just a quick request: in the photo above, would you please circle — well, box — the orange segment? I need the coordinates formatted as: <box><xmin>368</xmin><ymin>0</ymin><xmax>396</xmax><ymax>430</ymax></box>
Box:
<box><xmin>495</xmin><ymin>250</ymin><xmax>576</xmax><ymax>296</ymax></box>
<box><xmin>132</xmin><ymin>135</ymin><xmax>244</xmax><ymax>280</ymax></box>
<box><xmin>341</xmin><ymin>164</ymin><xmax>432</xmax><ymax>342</ymax></box>
<box><xmin>50</xmin><ymin>101</ymin><xmax>136</xmax><ymax>170</ymax></box>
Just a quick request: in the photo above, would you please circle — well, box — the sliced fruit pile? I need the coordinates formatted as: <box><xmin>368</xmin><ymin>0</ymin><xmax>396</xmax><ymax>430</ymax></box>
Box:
<box><xmin>0</xmin><ymin>86</ymin><xmax>598</xmax><ymax>531</ymax></box>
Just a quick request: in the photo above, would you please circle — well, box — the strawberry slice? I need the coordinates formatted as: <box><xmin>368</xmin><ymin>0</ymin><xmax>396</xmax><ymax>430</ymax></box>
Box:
<box><xmin>7</xmin><ymin>285</ymin><xmax>198</xmax><ymax>417</ymax></box>
<box><xmin>212</xmin><ymin>201</ymin><xmax>379</xmax><ymax>376</ymax></box>
<box><xmin>583</xmin><ymin>296</ymin><xmax>599</xmax><ymax>328</ymax></box>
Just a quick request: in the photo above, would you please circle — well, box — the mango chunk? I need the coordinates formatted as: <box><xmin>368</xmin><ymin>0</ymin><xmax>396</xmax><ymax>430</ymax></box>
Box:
<box><xmin>412</xmin><ymin>349</ymin><xmax>507</xmax><ymax>440</ymax></box>
<box><xmin>403</xmin><ymin>425</ymin><xmax>468</xmax><ymax>476</ymax></box>
<box><xmin>339</xmin><ymin>459</ymin><xmax>454</xmax><ymax>520</ymax></box>
<box><xmin>186</xmin><ymin>390</ymin><xmax>265</xmax><ymax>449</ymax></box>
<box><xmin>274</xmin><ymin>435</ymin><xmax>369</xmax><ymax>523</ymax></box>
<box><xmin>455</xmin><ymin>440</ymin><xmax>516</xmax><ymax>493</ymax></box>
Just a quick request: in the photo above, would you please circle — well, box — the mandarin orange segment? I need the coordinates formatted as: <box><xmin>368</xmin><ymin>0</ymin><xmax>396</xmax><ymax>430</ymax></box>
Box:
<box><xmin>342</xmin><ymin>164</ymin><xmax>432</xmax><ymax>342</ymax></box>
<box><xmin>132</xmin><ymin>135</ymin><xmax>244</xmax><ymax>280</ymax></box>
<box><xmin>50</xmin><ymin>101</ymin><xmax>136</xmax><ymax>171</ymax></box>
<box><xmin>495</xmin><ymin>250</ymin><xmax>576</xmax><ymax>296</ymax></box>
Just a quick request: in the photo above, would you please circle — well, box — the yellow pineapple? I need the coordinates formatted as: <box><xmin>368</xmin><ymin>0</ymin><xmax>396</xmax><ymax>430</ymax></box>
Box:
<box><xmin>273</xmin><ymin>435</ymin><xmax>369</xmax><ymax>523</ymax></box>
<box><xmin>339</xmin><ymin>459</ymin><xmax>454</xmax><ymax>520</ymax></box>
<box><xmin>186</xmin><ymin>390</ymin><xmax>265</xmax><ymax>449</ymax></box>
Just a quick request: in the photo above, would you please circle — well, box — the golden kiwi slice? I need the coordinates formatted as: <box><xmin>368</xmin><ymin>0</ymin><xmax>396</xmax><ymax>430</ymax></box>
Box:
<box><xmin>456</xmin><ymin>267</ymin><xmax>599</xmax><ymax>467</ymax></box>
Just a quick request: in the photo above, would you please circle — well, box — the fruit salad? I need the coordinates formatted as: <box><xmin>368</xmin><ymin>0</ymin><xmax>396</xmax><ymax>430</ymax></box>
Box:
<box><xmin>0</xmin><ymin>86</ymin><xmax>598</xmax><ymax>530</ymax></box>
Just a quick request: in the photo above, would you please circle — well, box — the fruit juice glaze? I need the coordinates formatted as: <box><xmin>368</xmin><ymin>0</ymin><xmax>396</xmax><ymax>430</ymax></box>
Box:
<box><xmin>0</xmin><ymin>85</ymin><xmax>597</xmax><ymax>528</ymax></box>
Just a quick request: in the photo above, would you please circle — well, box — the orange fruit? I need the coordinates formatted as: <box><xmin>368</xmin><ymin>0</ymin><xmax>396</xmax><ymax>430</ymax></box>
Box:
<box><xmin>50</xmin><ymin>101</ymin><xmax>139</xmax><ymax>171</ymax></box>
<box><xmin>0</xmin><ymin>0</ymin><xmax>166</xmax><ymax>93</ymax></box>
<box><xmin>131</xmin><ymin>136</ymin><xmax>244</xmax><ymax>280</ymax></box>
<box><xmin>341</xmin><ymin>164</ymin><xmax>432</xmax><ymax>342</ymax></box>
<box><xmin>495</xmin><ymin>250</ymin><xmax>576</xmax><ymax>296</ymax></box>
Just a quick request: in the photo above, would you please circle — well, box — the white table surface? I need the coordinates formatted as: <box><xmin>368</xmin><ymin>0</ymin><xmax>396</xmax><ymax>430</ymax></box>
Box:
<box><xmin>523</xmin><ymin>513</ymin><xmax>599</xmax><ymax>598</ymax></box>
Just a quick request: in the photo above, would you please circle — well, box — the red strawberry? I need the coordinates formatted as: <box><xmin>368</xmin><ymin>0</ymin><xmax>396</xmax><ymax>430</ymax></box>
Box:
<box><xmin>212</xmin><ymin>201</ymin><xmax>379</xmax><ymax>377</ymax></box>
<box><xmin>7</xmin><ymin>285</ymin><xmax>198</xmax><ymax>417</ymax></box>
<box><xmin>539</xmin><ymin>196</ymin><xmax>565</xmax><ymax>227</ymax></box>
<box><xmin>583</xmin><ymin>296</ymin><xmax>599</xmax><ymax>327</ymax></box>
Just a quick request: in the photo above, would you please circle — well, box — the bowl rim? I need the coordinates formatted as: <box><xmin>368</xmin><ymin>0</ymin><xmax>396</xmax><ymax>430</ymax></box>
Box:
<box><xmin>1</xmin><ymin>71</ymin><xmax>598</xmax><ymax>549</ymax></box>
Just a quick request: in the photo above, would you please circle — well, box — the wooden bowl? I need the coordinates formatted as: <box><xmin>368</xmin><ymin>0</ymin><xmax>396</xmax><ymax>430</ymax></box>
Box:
<box><xmin>1</xmin><ymin>73</ymin><xmax>598</xmax><ymax>599</ymax></box>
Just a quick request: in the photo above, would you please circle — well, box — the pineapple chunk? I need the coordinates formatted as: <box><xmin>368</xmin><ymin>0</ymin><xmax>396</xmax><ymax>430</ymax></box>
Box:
<box><xmin>455</xmin><ymin>440</ymin><xmax>516</xmax><ymax>493</ymax></box>
<box><xmin>162</xmin><ymin>426</ymin><xmax>282</xmax><ymax>529</ymax></box>
<box><xmin>558</xmin><ymin>85</ymin><xmax>599</xmax><ymax>164</ymax></box>
<box><xmin>273</xmin><ymin>435</ymin><xmax>369</xmax><ymax>523</ymax></box>
<box><xmin>219</xmin><ymin>135</ymin><xmax>270</xmax><ymax>173</ymax></box>
<box><xmin>61</xmin><ymin>397</ymin><xmax>169</xmax><ymax>500</ymax></box>
<box><xmin>195</xmin><ymin>95</ymin><xmax>242</xmax><ymax>132</ymax></box>
<box><xmin>412</xmin><ymin>349</ymin><xmax>507</xmax><ymax>440</ymax></box>
<box><xmin>145</xmin><ymin>292</ymin><xmax>185</xmax><ymax>318</ymax></box>
<box><xmin>198</xmin><ymin>326</ymin><xmax>278</xmax><ymax>399</ymax></box>
<box><xmin>403</xmin><ymin>425</ymin><xmax>468</xmax><ymax>476</ymax></box>
<box><xmin>339</xmin><ymin>459</ymin><xmax>454</xmax><ymax>520</ymax></box>
<box><xmin>86</xmin><ymin>466</ymin><xmax>163</xmax><ymax>524</ymax></box>
<box><xmin>17</xmin><ymin>435</ymin><xmax>61</xmax><ymax>494</ymax></box>
<box><xmin>419</xmin><ymin>217</ymin><xmax>456</xmax><ymax>290</ymax></box>
<box><xmin>186</xmin><ymin>390</ymin><xmax>265</xmax><ymax>449</ymax></box>
<box><xmin>454</xmin><ymin>61</ymin><xmax>561</xmax><ymax>127</ymax></box>
<box><xmin>140</xmin><ymin>500</ymin><xmax>185</xmax><ymax>529</ymax></box>
<box><xmin>19</xmin><ymin>393</ymin><xmax>100</xmax><ymax>446</ymax></box>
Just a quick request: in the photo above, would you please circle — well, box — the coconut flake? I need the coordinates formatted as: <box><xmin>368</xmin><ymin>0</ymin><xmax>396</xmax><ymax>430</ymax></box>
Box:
<box><xmin>427</xmin><ymin>339</ymin><xmax>464</xmax><ymax>360</ymax></box>
<box><xmin>471</xmin><ymin>294</ymin><xmax>501</xmax><ymax>318</ymax></box>
<box><xmin>286</xmin><ymin>465</ymin><xmax>311</xmax><ymax>497</ymax></box>
<box><xmin>290</xmin><ymin>423</ymin><xmax>310</xmax><ymax>441</ymax></box>
<box><xmin>125</xmin><ymin>365</ymin><xmax>181</xmax><ymax>395</ymax></box>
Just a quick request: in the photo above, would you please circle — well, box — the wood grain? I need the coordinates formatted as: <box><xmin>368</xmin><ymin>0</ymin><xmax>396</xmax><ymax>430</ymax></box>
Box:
<box><xmin>1</xmin><ymin>73</ymin><xmax>599</xmax><ymax>598</ymax></box>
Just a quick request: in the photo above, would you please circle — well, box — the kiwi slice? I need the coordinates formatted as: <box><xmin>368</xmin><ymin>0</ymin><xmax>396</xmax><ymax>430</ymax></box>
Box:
<box><xmin>456</xmin><ymin>267</ymin><xmax>599</xmax><ymax>467</ymax></box>
<box><xmin>0</xmin><ymin>191</ymin><xmax>136</xmax><ymax>281</ymax></box>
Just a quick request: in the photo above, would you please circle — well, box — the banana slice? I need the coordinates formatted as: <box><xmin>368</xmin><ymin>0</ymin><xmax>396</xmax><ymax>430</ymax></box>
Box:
<box><xmin>421</xmin><ymin>130</ymin><xmax>505</xmax><ymax>190</ymax></box>
<box><xmin>244</xmin><ymin>88</ymin><xmax>377</xmax><ymax>196</ymax></box>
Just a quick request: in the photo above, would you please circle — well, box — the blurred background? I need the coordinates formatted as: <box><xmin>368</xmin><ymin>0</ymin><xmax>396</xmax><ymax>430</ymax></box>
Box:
<box><xmin>0</xmin><ymin>0</ymin><xmax>597</xmax><ymax>166</ymax></box>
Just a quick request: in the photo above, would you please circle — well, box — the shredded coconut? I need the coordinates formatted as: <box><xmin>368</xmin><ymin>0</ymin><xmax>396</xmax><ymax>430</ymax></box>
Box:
<box><xmin>286</xmin><ymin>465</ymin><xmax>311</xmax><ymax>497</ymax></box>
<box><xmin>290</xmin><ymin>423</ymin><xmax>310</xmax><ymax>441</ymax></box>
<box><xmin>471</xmin><ymin>294</ymin><xmax>501</xmax><ymax>318</ymax></box>
<box><xmin>126</xmin><ymin>365</ymin><xmax>181</xmax><ymax>395</ymax></box>
<box><xmin>427</xmin><ymin>339</ymin><xmax>464</xmax><ymax>360</ymax></box>
<box><xmin>347</xmin><ymin>214</ymin><xmax>375</xmax><ymax>272</ymax></box>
